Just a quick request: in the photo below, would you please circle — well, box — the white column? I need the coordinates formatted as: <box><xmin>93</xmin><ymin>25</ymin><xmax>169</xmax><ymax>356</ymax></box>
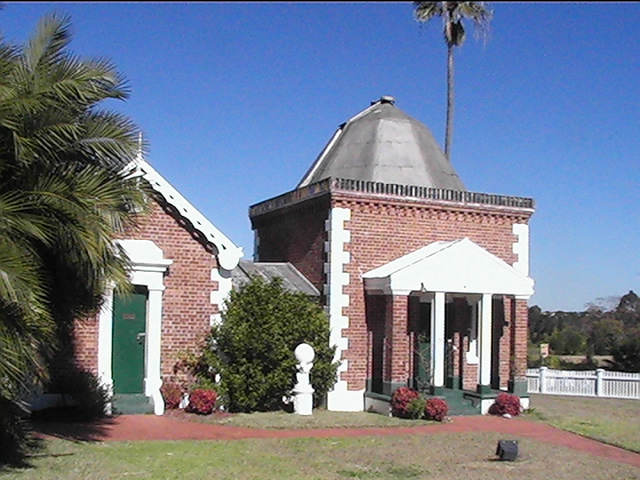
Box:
<box><xmin>97</xmin><ymin>288</ymin><xmax>114</xmax><ymax>395</ymax></box>
<box><xmin>478</xmin><ymin>293</ymin><xmax>493</xmax><ymax>388</ymax></box>
<box><xmin>431</xmin><ymin>292</ymin><xmax>446</xmax><ymax>388</ymax></box>
<box><xmin>465</xmin><ymin>295</ymin><xmax>480</xmax><ymax>365</ymax></box>
<box><xmin>145</xmin><ymin>286</ymin><xmax>165</xmax><ymax>415</ymax></box>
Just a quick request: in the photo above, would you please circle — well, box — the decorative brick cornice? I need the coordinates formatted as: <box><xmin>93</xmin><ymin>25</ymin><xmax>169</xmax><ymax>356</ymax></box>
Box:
<box><xmin>249</xmin><ymin>177</ymin><xmax>534</xmax><ymax>220</ymax></box>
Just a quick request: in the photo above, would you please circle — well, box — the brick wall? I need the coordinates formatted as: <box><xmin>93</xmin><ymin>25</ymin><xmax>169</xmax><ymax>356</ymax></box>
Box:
<box><xmin>251</xmin><ymin>196</ymin><xmax>330</xmax><ymax>293</ymax></box>
<box><xmin>511</xmin><ymin>298</ymin><xmax>529</xmax><ymax>379</ymax></box>
<box><xmin>334</xmin><ymin>193</ymin><xmax>531</xmax><ymax>391</ymax></box>
<box><xmin>71</xmin><ymin>195</ymin><xmax>220</xmax><ymax>381</ymax></box>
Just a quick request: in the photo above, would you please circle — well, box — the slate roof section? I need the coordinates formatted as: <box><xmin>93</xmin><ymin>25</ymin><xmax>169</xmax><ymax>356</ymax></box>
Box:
<box><xmin>232</xmin><ymin>260</ymin><xmax>320</xmax><ymax>296</ymax></box>
<box><xmin>298</xmin><ymin>96</ymin><xmax>466</xmax><ymax>191</ymax></box>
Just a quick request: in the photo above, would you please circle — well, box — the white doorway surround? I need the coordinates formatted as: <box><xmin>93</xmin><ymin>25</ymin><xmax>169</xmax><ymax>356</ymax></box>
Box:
<box><xmin>98</xmin><ymin>239</ymin><xmax>172</xmax><ymax>415</ymax></box>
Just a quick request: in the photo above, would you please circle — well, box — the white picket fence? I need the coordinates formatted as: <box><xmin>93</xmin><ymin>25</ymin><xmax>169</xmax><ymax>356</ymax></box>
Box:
<box><xmin>526</xmin><ymin>367</ymin><xmax>640</xmax><ymax>399</ymax></box>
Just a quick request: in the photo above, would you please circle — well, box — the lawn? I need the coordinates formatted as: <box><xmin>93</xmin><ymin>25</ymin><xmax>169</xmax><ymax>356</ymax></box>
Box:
<box><xmin>2</xmin><ymin>432</ymin><xmax>639</xmax><ymax>480</ymax></box>
<box><xmin>165</xmin><ymin>408</ymin><xmax>435</xmax><ymax>429</ymax></box>
<box><xmin>2</xmin><ymin>395</ymin><xmax>639</xmax><ymax>479</ymax></box>
<box><xmin>525</xmin><ymin>393</ymin><xmax>640</xmax><ymax>453</ymax></box>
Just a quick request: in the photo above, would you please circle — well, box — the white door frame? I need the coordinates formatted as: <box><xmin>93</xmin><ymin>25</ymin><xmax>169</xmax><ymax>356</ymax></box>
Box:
<box><xmin>98</xmin><ymin>240</ymin><xmax>172</xmax><ymax>415</ymax></box>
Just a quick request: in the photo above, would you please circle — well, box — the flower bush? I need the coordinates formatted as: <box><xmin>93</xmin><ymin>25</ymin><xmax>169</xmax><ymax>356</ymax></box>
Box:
<box><xmin>160</xmin><ymin>380</ymin><xmax>184</xmax><ymax>410</ymax></box>
<box><xmin>488</xmin><ymin>393</ymin><xmax>521</xmax><ymax>416</ymax></box>
<box><xmin>390</xmin><ymin>387</ymin><xmax>420</xmax><ymax>418</ymax></box>
<box><xmin>424</xmin><ymin>397</ymin><xmax>449</xmax><ymax>422</ymax></box>
<box><xmin>186</xmin><ymin>388</ymin><xmax>218</xmax><ymax>415</ymax></box>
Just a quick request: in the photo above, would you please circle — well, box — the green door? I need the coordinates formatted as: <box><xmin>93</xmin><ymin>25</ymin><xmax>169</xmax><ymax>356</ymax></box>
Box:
<box><xmin>112</xmin><ymin>289</ymin><xmax>147</xmax><ymax>394</ymax></box>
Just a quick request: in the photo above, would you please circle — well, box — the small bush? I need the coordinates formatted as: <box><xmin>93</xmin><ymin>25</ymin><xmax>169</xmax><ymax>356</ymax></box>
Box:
<box><xmin>488</xmin><ymin>393</ymin><xmax>521</xmax><ymax>416</ymax></box>
<box><xmin>390</xmin><ymin>387</ymin><xmax>420</xmax><ymax>418</ymax></box>
<box><xmin>186</xmin><ymin>388</ymin><xmax>217</xmax><ymax>415</ymax></box>
<box><xmin>406</xmin><ymin>396</ymin><xmax>427</xmax><ymax>419</ymax></box>
<box><xmin>187</xmin><ymin>276</ymin><xmax>339</xmax><ymax>413</ymax></box>
<box><xmin>160</xmin><ymin>381</ymin><xmax>184</xmax><ymax>410</ymax></box>
<box><xmin>424</xmin><ymin>397</ymin><xmax>449</xmax><ymax>422</ymax></box>
<box><xmin>0</xmin><ymin>396</ymin><xmax>39</xmax><ymax>466</ymax></box>
<box><xmin>48</xmin><ymin>370</ymin><xmax>110</xmax><ymax>421</ymax></box>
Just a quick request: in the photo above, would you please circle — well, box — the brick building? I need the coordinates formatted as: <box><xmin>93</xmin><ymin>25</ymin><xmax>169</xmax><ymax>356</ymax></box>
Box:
<box><xmin>49</xmin><ymin>158</ymin><xmax>244</xmax><ymax>415</ymax></box>
<box><xmin>250</xmin><ymin>96</ymin><xmax>535</xmax><ymax>414</ymax></box>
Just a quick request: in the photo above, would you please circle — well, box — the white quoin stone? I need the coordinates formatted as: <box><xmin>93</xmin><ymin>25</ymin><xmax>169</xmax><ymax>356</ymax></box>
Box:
<box><xmin>293</xmin><ymin>343</ymin><xmax>315</xmax><ymax>415</ymax></box>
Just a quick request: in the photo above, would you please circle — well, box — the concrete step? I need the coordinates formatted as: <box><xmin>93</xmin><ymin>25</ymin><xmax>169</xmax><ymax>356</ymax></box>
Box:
<box><xmin>438</xmin><ymin>391</ymin><xmax>481</xmax><ymax>416</ymax></box>
<box><xmin>112</xmin><ymin>394</ymin><xmax>154</xmax><ymax>415</ymax></box>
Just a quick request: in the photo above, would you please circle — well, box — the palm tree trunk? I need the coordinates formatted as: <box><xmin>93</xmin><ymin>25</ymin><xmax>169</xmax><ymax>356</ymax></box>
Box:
<box><xmin>445</xmin><ymin>43</ymin><xmax>454</xmax><ymax>163</ymax></box>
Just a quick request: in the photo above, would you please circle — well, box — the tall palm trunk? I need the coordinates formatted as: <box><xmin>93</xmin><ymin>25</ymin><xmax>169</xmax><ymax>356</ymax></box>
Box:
<box><xmin>445</xmin><ymin>43</ymin><xmax>454</xmax><ymax>163</ymax></box>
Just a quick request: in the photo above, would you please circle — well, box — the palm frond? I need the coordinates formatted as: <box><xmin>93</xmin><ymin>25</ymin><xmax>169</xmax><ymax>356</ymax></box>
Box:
<box><xmin>23</xmin><ymin>13</ymin><xmax>72</xmax><ymax>76</ymax></box>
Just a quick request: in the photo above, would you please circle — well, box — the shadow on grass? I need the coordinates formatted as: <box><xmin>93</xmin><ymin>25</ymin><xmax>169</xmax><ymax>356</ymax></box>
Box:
<box><xmin>30</xmin><ymin>407</ymin><xmax>118</xmax><ymax>443</ymax></box>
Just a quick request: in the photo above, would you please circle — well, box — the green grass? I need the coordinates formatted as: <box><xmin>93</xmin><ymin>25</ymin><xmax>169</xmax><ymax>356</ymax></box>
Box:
<box><xmin>526</xmin><ymin>394</ymin><xmax>640</xmax><ymax>453</ymax></box>
<box><xmin>2</xmin><ymin>432</ymin><xmax>639</xmax><ymax>480</ymax></box>
<box><xmin>3</xmin><ymin>396</ymin><xmax>640</xmax><ymax>479</ymax></box>
<box><xmin>166</xmin><ymin>409</ymin><xmax>434</xmax><ymax>429</ymax></box>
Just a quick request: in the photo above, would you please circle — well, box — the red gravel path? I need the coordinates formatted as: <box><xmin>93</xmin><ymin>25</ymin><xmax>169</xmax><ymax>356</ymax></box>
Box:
<box><xmin>33</xmin><ymin>414</ymin><xmax>640</xmax><ymax>468</ymax></box>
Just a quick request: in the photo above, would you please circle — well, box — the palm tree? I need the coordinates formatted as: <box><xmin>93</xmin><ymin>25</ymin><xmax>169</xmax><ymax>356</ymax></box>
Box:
<box><xmin>0</xmin><ymin>14</ymin><xmax>148</xmax><ymax>461</ymax></box>
<box><xmin>414</xmin><ymin>2</ymin><xmax>492</xmax><ymax>163</ymax></box>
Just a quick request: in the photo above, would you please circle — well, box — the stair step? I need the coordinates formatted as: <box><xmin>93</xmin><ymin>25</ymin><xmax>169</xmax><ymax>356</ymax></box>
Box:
<box><xmin>112</xmin><ymin>394</ymin><xmax>154</xmax><ymax>415</ymax></box>
<box><xmin>437</xmin><ymin>391</ymin><xmax>481</xmax><ymax>416</ymax></box>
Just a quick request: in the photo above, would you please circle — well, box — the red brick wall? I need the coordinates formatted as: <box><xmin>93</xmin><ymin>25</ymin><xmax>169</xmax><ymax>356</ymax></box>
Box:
<box><xmin>72</xmin><ymin>196</ymin><xmax>220</xmax><ymax>381</ymax></box>
<box><xmin>511</xmin><ymin>298</ymin><xmax>529</xmax><ymax>379</ymax></box>
<box><xmin>251</xmin><ymin>197</ymin><xmax>330</xmax><ymax>293</ymax></box>
<box><xmin>71</xmin><ymin>317</ymin><xmax>99</xmax><ymax>376</ymax></box>
<box><xmin>332</xmin><ymin>194</ymin><xmax>530</xmax><ymax>391</ymax></box>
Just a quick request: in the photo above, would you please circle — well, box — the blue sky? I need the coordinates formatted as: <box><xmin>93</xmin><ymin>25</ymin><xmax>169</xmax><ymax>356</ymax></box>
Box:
<box><xmin>3</xmin><ymin>2</ymin><xmax>638</xmax><ymax>312</ymax></box>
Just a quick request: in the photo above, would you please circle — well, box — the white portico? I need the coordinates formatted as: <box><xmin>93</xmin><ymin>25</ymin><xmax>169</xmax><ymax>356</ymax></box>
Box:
<box><xmin>363</xmin><ymin>238</ymin><xmax>534</xmax><ymax>413</ymax></box>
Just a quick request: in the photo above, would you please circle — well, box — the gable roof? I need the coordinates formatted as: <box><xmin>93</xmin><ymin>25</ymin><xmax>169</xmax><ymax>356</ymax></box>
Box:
<box><xmin>128</xmin><ymin>158</ymin><xmax>243</xmax><ymax>271</ymax></box>
<box><xmin>232</xmin><ymin>260</ymin><xmax>320</xmax><ymax>296</ymax></box>
<box><xmin>298</xmin><ymin>96</ymin><xmax>465</xmax><ymax>191</ymax></box>
<box><xmin>363</xmin><ymin>238</ymin><xmax>534</xmax><ymax>297</ymax></box>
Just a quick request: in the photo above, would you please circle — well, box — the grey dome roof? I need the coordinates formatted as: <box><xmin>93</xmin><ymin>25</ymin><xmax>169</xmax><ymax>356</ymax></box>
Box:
<box><xmin>298</xmin><ymin>96</ymin><xmax>466</xmax><ymax>191</ymax></box>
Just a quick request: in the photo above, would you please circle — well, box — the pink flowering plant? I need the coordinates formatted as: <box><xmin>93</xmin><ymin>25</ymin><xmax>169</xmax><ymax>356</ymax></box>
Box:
<box><xmin>390</xmin><ymin>387</ymin><xmax>421</xmax><ymax>418</ymax></box>
<box><xmin>160</xmin><ymin>380</ymin><xmax>184</xmax><ymax>410</ymax></box>
<box><xmin>390</xmin><ymin>387</ymin><xmax>449</xmax><ymax>422</ymax></box>
<box><xmin>488</xmin><ymin>393</ymin><xmax>521</xmax><ymax>416</ymax></box>
<box><xmin>424</xmin><ymin>397</ymin><xmax>449</xmax><ymax>421</ymax></box>
<box><xmin>186</xmin><ymin>388</ymin><xmax>218</xmax><ymax>415</ymax></box>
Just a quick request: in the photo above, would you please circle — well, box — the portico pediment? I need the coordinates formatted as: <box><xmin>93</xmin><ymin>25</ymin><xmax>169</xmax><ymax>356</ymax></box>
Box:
<box><xmin>363</xmin><ymin>238</ymin><xmax>534</xmax><ymax>297</ymax></box>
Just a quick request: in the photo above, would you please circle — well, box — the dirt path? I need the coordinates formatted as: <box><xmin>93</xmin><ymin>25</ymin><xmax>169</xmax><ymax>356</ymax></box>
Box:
<box><xmin>33</xmin><ymin>414</ymin><xmax>640</xmax><ymax>468</ymax></box>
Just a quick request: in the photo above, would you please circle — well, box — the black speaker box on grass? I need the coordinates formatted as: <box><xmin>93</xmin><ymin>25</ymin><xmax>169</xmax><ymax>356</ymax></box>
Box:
<box><xmin>496</xmin><ymin>440</ymin><xmax>518</xmax><ymax>461</ymax></box>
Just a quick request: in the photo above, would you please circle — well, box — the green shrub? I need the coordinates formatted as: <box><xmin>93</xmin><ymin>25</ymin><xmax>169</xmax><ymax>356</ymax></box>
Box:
<box><xmin>606</xmin><ymin>335</ymin><xmax>640</xmax><ymax>372</ymax></box>
<box><xmin>184</xmin><ymin>276</ymin><xmax>338</xmax><ymax>412</ymax></box>
<box><xmin>406</xmin><ymin>396</ymin><xmax>427</xmax><ymax>419</ymax></box>
<box><xmin>47</xmin><ymin>369</ymin><xmax>110</xmax><ymax>421</ymax></box>
<box><xmin>0</xmin><ymin>396</ymin><xmax>40</xmax><ymax>466</ymax></box>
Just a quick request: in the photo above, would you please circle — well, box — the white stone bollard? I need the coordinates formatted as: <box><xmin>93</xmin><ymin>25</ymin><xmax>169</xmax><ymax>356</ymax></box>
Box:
<box><xmin>293</xmin><ymin>343</ymin><xmax>315</xmax><ymax>415</ymax></box>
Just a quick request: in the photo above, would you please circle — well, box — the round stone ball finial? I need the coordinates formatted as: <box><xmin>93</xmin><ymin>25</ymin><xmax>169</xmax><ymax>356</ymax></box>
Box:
<box><xmin>294</xmin><ymin>343</ymin><xmax>315</xmax><ymax>364</ymax></box>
